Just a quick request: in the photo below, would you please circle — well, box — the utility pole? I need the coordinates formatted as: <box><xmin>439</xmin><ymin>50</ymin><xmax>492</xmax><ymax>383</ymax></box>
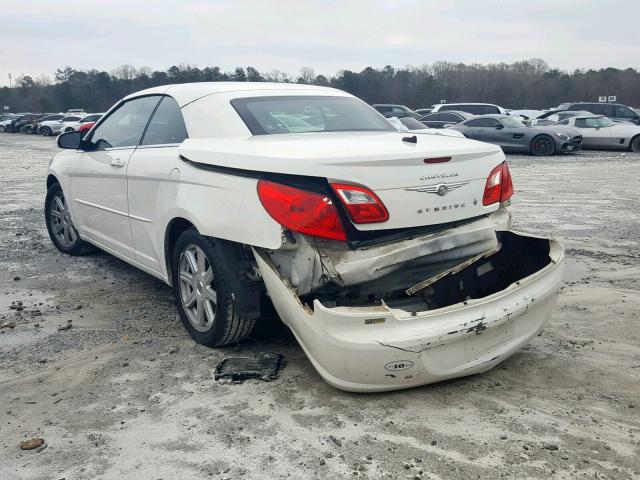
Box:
<box><xmin>8</xmin><ymin>73</ymin><xmax>11</xmax><ymax>88</ymax></box>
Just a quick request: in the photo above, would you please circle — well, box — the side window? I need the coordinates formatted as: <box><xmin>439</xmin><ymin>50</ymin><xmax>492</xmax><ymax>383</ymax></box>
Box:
<box><xmin>481</xmin><ymin>105</ymin><xmax>500</xmax><ymax>114</ymax></box>
<box><xmin>557</xmin><ymin>119</ymin><xmax>570</xmax><ymax>125</ymax></box>
<box><xmin>90</xmin><ymin>96</ymin><xmax>161</xmax><ymax>149</ymax></box>
<box><xmin>466</xmin><ymin>118</ymin><xmax>499</xmax><ymax>127</ymax></box>
<box><xmin>141</xmin><ymin>96</ymin><xmax>188</xmax><ymax>146</ymax></box>
<box><xmin>615</xmin><ymin>106</ymin><xmax>636</xmax><ymax>118</ymax></box>
<box><xmin>376</xmin><ymin>106</ymin><xmax>391</xmax><ymax>113</ymax></box>
<box><xmin>440</xmin><ymin>113</ymin><xmax>460</xmax><ymax>122</ymax></box>
<box><xmin>439</xmin><ymin>105</ymin><xmax>454</xmax><ymax>111</ymax></box>
<box><xmin>425</xmin><ymin>113</ymin><xmax>442</xmax><ymax>120</ymax></box>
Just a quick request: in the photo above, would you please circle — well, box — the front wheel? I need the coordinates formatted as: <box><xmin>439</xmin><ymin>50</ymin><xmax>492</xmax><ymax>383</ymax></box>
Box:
<box><xmin>45</xmin><ymin>183</ymin><xmax>95</xmax><ymax>255</ymax></box>
<box><xmin>64</xmin><ymin>127</ymin><xmax>74</xmax><ymax>133</ymax></box>
<box><xmin>172</xmin><ymin>229</ymin><xmax>256</xmax><ymax>347</ymax></box>
<box><xmin>630</xmin><ymin>136</ymin><xmax>640</xmax><ymax>153</ymax></box>
<box><xmin>41</xmin><ymin>126</ymin><xmax>52</xmax><ymax>136</ymax></box>
<box><xmin>530</xmin><ymin>135</ymin><xmax>556</xmax><ymax>156</ymax></box>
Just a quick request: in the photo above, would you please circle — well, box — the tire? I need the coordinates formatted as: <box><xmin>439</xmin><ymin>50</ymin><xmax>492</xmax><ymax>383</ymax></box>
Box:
<box><xmin>530</xmin><ymin>135</ymin><xmax>556</xmax><ymax>156</ymax></box>
<box><xmin>630</xmin><ymin>135</ymin><xmax>640</xmax><ymax>153</ymax></box>
<box><xmin>41</xmin><ymin>126</ymin><xmax>52</xmax><ymax>136</ymax></box>
<box><xmin>0</xmin><ymin>126</ymin><xmax>5</xmax><ymax>133</ymax></box>
<box><xmin>44</xmin><ymin>182</ymin><xmax>95</xmax><ymax>256</ymax></box>
<box><xmin>64</xmin><ymin>127</ymin><xmax>74</xmax><ymax>133</ymax></box>
<box><xmin>171</xmin><ymin>228</ymin><xmax>256</xmax><ymax>347</ymax></box>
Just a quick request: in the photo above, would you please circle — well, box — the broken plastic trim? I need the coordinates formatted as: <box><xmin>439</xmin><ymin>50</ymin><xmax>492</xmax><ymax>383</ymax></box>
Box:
<box><xmin>214</xmin><ymin>353</ymin><xmax>284</xmax><ymax>383</ymax></box>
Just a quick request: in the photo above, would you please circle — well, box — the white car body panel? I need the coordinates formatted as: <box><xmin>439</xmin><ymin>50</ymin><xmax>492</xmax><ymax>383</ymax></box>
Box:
<box><xmin>47</xmin><ymin>82</ymin><xmax>563</xmax><ymax>391</ymax></box>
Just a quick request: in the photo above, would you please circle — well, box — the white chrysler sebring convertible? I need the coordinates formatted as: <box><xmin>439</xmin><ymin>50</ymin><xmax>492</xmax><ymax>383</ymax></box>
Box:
<box><xmin>46</xmin><ymin>82</ymin><xmax>564</xmax><ymax>392</ymax></box>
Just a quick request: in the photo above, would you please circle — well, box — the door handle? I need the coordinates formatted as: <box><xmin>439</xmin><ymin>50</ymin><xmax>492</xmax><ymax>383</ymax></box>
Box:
<box><xmin>109</xmin><ymin>158</ymin><xmax>125</xmax><ymax>168</ymax></box>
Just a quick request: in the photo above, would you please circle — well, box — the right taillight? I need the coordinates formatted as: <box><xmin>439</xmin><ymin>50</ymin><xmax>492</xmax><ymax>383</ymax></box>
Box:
<box><xmin>483</xmin><ymin>161</ymin><xmax>514</xmax><ymax>206</ymax></box>
<box><xmin>257</xmin><ymin>179</ymin><xmax>347</xmax><ymax>241</ymax></box>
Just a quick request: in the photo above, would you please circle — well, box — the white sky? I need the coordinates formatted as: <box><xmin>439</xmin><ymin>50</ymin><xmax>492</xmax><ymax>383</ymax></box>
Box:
<box><xmin>1</xmin><ymin>0</ymin><xmax>639</xmax><ymax>86</ymax></box>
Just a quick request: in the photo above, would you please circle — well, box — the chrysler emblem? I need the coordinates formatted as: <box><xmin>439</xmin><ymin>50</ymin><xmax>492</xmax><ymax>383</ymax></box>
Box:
<box><xmin>405</xmin><ymin>180</ymin><xmax>469</xmax><ymax>195</ymax></box>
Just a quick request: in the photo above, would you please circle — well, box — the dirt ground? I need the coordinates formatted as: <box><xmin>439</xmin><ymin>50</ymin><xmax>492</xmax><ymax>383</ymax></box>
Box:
<box><xmin>1</xmin><ymin>133</ymin><xmax>639</xmax><ymax>480</ymax></box>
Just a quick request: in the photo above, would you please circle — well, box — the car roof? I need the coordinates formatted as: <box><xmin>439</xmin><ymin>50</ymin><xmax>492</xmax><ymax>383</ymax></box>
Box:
<box><xmin>466</xmin><ymin>114</ymin><xmax>508</xmax><ymax>120</ymax></box>
<box><xmin>438</xmin><ymin>102</ymin><xmax>499</xmax><ymax>106</ymax></box>
<box><xmin>124</xmin><ymin>82</ymin><xmax>342</xmax><ymax>107</ymax></box>
<box><xmin>423</xmin><ymin>110</ymin><xmax>472</xmax><ymax>118</ymax></box>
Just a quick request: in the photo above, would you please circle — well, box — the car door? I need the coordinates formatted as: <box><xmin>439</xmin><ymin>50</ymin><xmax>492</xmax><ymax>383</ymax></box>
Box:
<box><xmin>68</xmin><ymin>95</ymin><xmax>161</xmax><ymax>259</ymax></box>
<box><xmin>573</xmin><ymin>117</ymin><xmax>611</xmax><ymax>148</ymax></box>
<box><xmin>126</xmin><ymin>95</ymin><xmax>188</xmax><ymax>274</ymax></box>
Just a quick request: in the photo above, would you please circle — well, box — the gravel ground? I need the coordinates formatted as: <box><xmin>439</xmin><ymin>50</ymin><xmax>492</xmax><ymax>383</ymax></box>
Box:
<box><xmin>0</xmin><ymin>134</ymin><xmax>639</xmax><ymax>480</ymax></box>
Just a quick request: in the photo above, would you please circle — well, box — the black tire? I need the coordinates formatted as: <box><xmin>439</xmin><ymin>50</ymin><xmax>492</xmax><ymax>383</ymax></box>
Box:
<box><xmin>0</xmin><ymin>126</ymin><xmax>5</xmax><ymax>133</ymax></box>
<box><xmin>64</xmin><ymin>127</ymin><xmax>74</xmax><ymax>133</ymax></box>
<box><xmin>44</xmin><ymin>182</ymin><xmax>95</xmax><ymax>256</ymax></box>
<box><xmin>41</xmin><ymin>126</ymin><xmax>52</xmax><ymax>136</ymax></box>
<box><xmin>630</xmin><ymin>135</ymin><xmax>640</xmax><ymax>153</ymax></box>
<box><xmin>530</xmin><ymin>135</ymin><xmax>556</xmax><ymax>156</ymax></box>
<box><xmin>171</xmin><ymin>228</ymin><xmax>256</xmax><ymax>347</ymax></box>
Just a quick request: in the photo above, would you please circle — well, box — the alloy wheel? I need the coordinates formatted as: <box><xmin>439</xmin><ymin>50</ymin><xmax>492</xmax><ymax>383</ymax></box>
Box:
<box><xmin>532</xmin><ymin>136</ymin><xmax>554</xmax><ymax>155</ymax></box>
<box><xmin>49</xmin><ymin>191</ymin><xmax>78</xmax><ymax>248</ymax></box>
<box><xmin>178</xmin><ymin>245</ymin><xmax>217</xmax><ymax>332</ymax></box>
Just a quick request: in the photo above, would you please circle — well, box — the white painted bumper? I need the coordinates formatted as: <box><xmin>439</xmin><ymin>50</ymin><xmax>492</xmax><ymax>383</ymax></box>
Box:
<box><xmin>254</xmin><ymin>232</ymin><xmax>564</xmax><ymax>392</ymax></box>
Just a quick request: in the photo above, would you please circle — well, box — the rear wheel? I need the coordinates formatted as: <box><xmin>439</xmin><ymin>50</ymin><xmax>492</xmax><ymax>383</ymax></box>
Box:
<box><xmin>64</xmin><ymin>127</ymin><xmax>74</xmax><ymax>133</ymax></box>
<box><xmin>630</xmin><ymin>135</ymin><xmax>640</xmax><ymax>153</ymax></box>
<box><xmin>45</xmin><ymin>183</ymin><xmax>95</xmax><ymax>256</ymax></box>
<box><xmin>172</xmin><ymin>229</ymin><xmax>256</xmax><ymax>347</ymax></box>
<box><xmin>0</xmin><ymin>126</ymin><xmax>5</xmax><ymax>133</ymax></box>
<box><xmin>530</xmin><ymin>135</ymin><xmax>556</xmax><ymax>156</ymax></box>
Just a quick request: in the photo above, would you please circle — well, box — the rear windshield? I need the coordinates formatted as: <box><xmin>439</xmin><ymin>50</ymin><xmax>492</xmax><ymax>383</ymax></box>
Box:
<box><xmin>231</xmin><ymin>96</ymin><xmax>395</xmax><ymax>135</ymax></box>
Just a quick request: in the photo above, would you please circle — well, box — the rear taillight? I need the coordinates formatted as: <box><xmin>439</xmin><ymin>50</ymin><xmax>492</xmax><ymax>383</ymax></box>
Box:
<box><xmin>330</xmin><ymin>183</ymin><xmax>389</xmax><ymax>224</ymax></box>
<box><xmin>257</xmin><ymin>180</ymin><xmax>347</xmax><ymax>241</ymax></box>
<box><xmin>483</xmin><ymin>162</ymin><xmax>514</xmax><ymax>206</ymax></box>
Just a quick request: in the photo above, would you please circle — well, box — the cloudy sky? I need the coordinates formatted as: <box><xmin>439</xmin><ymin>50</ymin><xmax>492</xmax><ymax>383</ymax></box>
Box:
<box><xmin>1</xmin><ymin>0</ymin><xmax>639</xmax><ymax>86</ymax></box>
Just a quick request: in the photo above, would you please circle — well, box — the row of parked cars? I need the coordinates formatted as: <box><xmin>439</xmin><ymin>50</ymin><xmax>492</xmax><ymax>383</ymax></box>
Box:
<box><xmin>373</xmin><ymin>101</ymin><xmax>640</xmax><ymax>155</ymax></box>
<box><xmin>0</xmin><ymin>111</ymin><xmax>103</xmax><ymax>136</ymax></box>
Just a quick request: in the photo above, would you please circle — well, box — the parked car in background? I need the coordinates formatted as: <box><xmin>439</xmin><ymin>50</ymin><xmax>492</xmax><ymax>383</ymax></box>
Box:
<box><xmin>431</xmin><ymin>103</ymin><xmax>509</xmax><ymax>115</ymax></box>
<box><xmin>532</xmin><ymin>110</ymin><xmax>592</xmax><ymax>126</ymax></box>
<box><xmin>24</xmin><ymin>114</ymin><xmax>64</xmax><ymax>134</ymax></box>
<box><xmin>448</xmin><ymin>114</ymin><xmax>582</xmax><ymax>155</ymax></box>
<box><xmin>556</xmin><ymin>114</ymin><xmax>640</xmax><ymax>151</ymax></box>
<box><xmin>372</xmin><ymin>104</ymin><xmax>421</xmax><ymax>118</ymax></box>
<box><xmin>414</xmin><ymin>108</ymin><xmax>433</xmax><ymax>117</ymax></box>
<box><xmin>419</xmin><ymin>110</ymin><xmax>473</xmax><ymax>128</ymax></box>
<box><xmin>11</xmin><ymin>114</ymin><xmax>44</xmax><ymax>133</ymax></box>
<box><xmin>61</xmin><ymin>113</ymin><xmax>104</xmax><ymax>133</ymax></box>
<box><xmin>0</xmin><ymin>114</ymin><xmax>21</xmax><ymax>132</ymax></box>
<box><xmin>78</xmin><ymin>121</ymin><xmax>96</xmax><ymax>134</ymax></box>
<box><xmin>560</xmin><ymin>102</ymin><xmax>640</xmax><ymax>125</ymax></box>
<box><xmin>45</xmin><ymin>82</ymin><xmax>564</xmax><ymax>392</ymax></box>
<box><xmin>39</xmin><ymin>115</ymin><xmax>83</xmax><ymax>136</ymax></box>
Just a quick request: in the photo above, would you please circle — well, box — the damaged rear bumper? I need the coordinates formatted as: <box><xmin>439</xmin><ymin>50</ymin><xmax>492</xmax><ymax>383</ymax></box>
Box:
<box><xmin>254</xmin><ymin>231</ymin><xmax>564</xmax><ymax>392</ymax></box>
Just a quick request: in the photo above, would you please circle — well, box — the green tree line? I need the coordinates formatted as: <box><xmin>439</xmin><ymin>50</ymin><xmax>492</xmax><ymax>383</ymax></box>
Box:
<box><xmin>2</xmin><ymin>59</ymin><xmax>639</xmax><ymax>113</ymax></box>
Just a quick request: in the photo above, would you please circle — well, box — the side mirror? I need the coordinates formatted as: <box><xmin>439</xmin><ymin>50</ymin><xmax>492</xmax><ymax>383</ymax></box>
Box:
<box><xmin>57</xmin><ymin>131</ymin><xmax>83</xmax><ymax>149</ymax></box>
<box><xmin>495</xmin><ymin>124</ymin><xmax>504</xmax><ymax>130</ymax></box>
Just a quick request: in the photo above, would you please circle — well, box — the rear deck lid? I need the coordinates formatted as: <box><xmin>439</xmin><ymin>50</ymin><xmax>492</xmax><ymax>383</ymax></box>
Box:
<box><xmin>179</xmin><ymin>131</ymin><xmax>506</xmax><ymax>230</ymax></box>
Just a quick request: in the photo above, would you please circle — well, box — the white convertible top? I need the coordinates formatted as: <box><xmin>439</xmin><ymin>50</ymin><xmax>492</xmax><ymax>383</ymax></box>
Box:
<box><xmin>123</xmin><ymin>82</ymin><xmax>342</xmax><ymax>107</ymax></box>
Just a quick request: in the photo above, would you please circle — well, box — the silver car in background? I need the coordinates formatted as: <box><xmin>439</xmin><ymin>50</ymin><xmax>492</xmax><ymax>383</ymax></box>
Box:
<box><xmin>556</xmin><ymin>115</ymin><xmax>640</xmax><ymax>151</ymax></box>
<box><xmin>38</xmin><ymin>115</ymin><xmax>84</xmax><ymax>136</ymax></box>
<box><xmin>448</xmin><ymin>114</ymin><xmax>582</xmax><ymax>155</ymax></box>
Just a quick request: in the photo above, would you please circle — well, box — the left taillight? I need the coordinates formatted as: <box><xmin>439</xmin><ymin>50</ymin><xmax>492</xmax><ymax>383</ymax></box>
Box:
<box><xmin>257</xmin><ymin>180</ymin><xmax>347</xmax><ymax>241</ymax></box>
<box><xmin>482</xmin><ymin>161</ymin><xmax>514</xmax><ymax>206</ymax></box>
<box><xmin>330</xmin><ymin>183</ymin><xmax>389</xmax><ymax>224</ymax></box>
